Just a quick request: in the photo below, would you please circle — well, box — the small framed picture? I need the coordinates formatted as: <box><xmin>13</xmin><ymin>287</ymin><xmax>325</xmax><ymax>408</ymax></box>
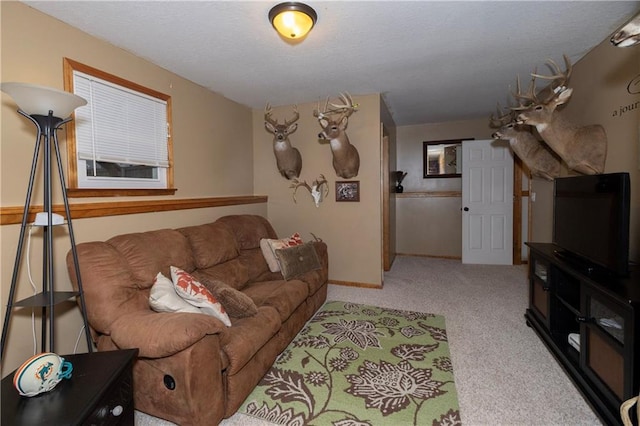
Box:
<box><xmin>335</xmin><ymin>181</ymin><xmax>360</xmax><ymax>202</ymax></box>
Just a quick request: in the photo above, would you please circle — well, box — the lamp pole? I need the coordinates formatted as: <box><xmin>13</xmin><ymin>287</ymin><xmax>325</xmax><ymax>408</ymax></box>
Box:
<box><xmin>0</xmin><ymin>83</ymin><xmax>92</xmax><ymax>360</ymax></box>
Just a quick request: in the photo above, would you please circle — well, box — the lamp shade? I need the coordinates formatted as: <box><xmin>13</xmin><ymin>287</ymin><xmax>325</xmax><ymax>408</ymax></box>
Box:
<box><xmin>269</xmin><ymin>2</ymin><xmax>317</xmax><ymax>40</ymax></box>
<box><xmin>1</xmin><ymin>82</ymin><xmax>87</xmax><ymax>118</ymax></box>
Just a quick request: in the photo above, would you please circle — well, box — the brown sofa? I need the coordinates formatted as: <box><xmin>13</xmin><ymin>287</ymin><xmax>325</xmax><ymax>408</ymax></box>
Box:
<box><xmin>66</xmin><ymin>214</ymin><xmax>328</xmax><ymax>425</ymax></box>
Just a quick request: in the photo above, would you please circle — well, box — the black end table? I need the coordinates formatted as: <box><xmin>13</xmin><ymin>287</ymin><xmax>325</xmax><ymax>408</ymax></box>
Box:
<box><xmin>2</xmin><ymin>349</ymin><xmax>138</xmax><ymax>426</ymax></box>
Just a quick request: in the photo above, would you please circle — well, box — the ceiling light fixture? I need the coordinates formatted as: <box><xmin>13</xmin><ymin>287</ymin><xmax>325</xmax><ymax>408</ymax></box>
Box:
<box><xmin>269</xmin><ymin>2</ymin><xmax>317</xmax><ymax>40</ymax></box>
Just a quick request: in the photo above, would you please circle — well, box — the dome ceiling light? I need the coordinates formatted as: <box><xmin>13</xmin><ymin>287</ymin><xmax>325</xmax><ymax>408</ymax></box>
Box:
<box><xmin>269</xmin><ymin>2</ymin><xmax>317</xmax><ymax>40</ymax></box>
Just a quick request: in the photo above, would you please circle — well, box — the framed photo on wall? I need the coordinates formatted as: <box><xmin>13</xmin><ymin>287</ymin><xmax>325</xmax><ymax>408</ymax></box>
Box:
<box><xmin>335</xmin><ymin>181</ymin><xmax>360</xmax><ymax>202</ymax></box>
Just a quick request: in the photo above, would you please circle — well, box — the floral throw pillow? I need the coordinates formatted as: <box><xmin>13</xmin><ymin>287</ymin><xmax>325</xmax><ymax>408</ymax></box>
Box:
<box><xmin>260</xmin><ymin>233</ymin><xmax>304</xmax><ymax>273</ymax></box>
<box><xmin>170</xmin><ymin>266</ymin><xmax>231</xmax><ymax>327</ymax></box>
<box><xmin>149</xmin><ymin>272</ymin><xmax>202</xmax><ymax>314</ymax></box>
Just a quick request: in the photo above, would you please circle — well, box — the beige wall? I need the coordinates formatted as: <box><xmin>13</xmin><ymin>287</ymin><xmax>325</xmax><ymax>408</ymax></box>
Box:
<box><xmin>395</xmin><ymin>119</ymin><xmax>493</xmax><ymax>257</ymax></box>
<box><xmin>1</xmin><ymin>3</ymin><xmax>260</xmax><ymax>374</ymax></box>
<box><xmin>252</xmin><ymin>94</ymin><xmax>384</xmax><ymax>286</ymax></box>
<box><xmin>397</xmin><ymin>119</ymin><xmax>493</xmax><ymax>192</ymax></box>
<box><xmin>530</xmin><ymin>37</ymin><xmax>640</xmax><ymax>263</ymax></box>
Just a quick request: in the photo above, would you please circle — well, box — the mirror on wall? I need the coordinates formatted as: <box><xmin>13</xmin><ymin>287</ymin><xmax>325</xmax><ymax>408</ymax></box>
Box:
<box><xmin>423</xmin><ymin>140</ymin><xmax>464</xmax><ymax>178</ymax></box>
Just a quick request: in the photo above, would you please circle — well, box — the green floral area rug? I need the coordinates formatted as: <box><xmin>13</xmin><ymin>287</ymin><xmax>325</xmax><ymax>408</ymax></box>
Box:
<box><xmin>239</xmin><ymin>301</ymin><xmax>461</xmax><ymax>426</ymax></box>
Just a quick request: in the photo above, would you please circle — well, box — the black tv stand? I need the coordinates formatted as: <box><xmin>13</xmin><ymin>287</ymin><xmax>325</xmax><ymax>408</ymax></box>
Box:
<box><xmin>552</xmin><ymin>250</ymin><xmax>602</xmax><ymax>277</ymax></box>
<box><xmin>526</xmin><ymin>242</ymin><xmax>639</xmax><ymax>426</ymax></box>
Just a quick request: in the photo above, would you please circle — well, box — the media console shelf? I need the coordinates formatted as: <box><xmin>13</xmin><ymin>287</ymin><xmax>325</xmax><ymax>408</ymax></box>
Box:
<box><xmin>525</xmin><ymin>242</ymin><xmax>639</xmax><ymax>426</ymax></box>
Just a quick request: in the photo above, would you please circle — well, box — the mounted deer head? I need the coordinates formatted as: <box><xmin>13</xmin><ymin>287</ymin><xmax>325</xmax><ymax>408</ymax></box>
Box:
<box><xmin>611</xmin><ymin>12</ymin><xmax>640</xmax><ymax>47</ymax></box>
<box><xmin>265</xmin><ymin>104</ymin><xmax>302</xmax><ymax>179</ymax></box>
<box><xmin>290</xmin><ymin>174</ymin><xmax>329</xmax><ymax>207</ymax></box>
<box><xmin>490</xmin><ymin>102</ymin><xmax>561</xmax><ymax>181</ymax></box>
<box><xmin>512</xmin><ymin>55</ymin><xmax>607</xmax><ymax>175</ymax></box>
<box><xmin>313</xmin><ymin>92</ymin><xmax>360</xmax><ymax>179</ymax></box>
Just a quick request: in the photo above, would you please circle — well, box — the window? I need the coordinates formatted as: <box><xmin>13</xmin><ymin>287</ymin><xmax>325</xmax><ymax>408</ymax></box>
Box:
<box><xmin>63</xmin><ymin>58</ymin><xmax>174</xmax><ymax>195</ymax></box>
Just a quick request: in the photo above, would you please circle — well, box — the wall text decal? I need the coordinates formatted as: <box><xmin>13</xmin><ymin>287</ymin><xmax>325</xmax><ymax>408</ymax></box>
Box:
<box><xmin>611</xmin><ymin>73</ymin><xmax>640</xmax><ymax>119</ymax></box>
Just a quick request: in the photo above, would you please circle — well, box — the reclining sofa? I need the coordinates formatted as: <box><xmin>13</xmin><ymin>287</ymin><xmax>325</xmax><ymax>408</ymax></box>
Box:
<box><xmin>66</xmin><ymin>214</ymin><xmax>329</xmax><ymax>425</ymax></box>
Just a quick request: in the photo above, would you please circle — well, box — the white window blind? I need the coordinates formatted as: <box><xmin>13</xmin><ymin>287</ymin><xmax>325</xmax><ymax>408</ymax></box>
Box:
<box><xmin>73</xmin><ymin>71</ymin><xmax>169</xmax><ymax>168</ymax></box>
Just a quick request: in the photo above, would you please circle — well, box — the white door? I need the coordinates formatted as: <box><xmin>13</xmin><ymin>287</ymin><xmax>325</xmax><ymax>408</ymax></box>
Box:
<box><xmin>462</xmin><ymin>139</ymin><xmax>514</xmax><ymax>265</ymax></box>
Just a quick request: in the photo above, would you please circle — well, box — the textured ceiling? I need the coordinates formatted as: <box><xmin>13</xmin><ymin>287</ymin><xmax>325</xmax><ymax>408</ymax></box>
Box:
<box><xmin>23</xmin><ymin>1</ymin><xmax>640</xmax><ymax>126</ymax></box>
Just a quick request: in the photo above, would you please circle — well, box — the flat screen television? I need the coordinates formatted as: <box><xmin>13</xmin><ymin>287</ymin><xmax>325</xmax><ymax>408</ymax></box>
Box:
<box><xmin>553</xmin><ymin>172</ymin><xmax>630</xmax><ymax>276</ymax></box>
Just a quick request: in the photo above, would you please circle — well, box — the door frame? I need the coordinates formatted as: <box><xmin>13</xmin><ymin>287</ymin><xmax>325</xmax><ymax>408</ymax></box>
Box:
<box><xmin>381</xmin><ymin>123</ymin><xmax>394</xmax><ymax>271</ymax></box>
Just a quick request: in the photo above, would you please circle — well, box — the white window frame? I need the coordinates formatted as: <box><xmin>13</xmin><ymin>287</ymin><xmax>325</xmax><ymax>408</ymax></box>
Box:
<box><xmin>63</xmin><ymin>58</ymin><xmax>173</xmax><ymax>194</ymax></box>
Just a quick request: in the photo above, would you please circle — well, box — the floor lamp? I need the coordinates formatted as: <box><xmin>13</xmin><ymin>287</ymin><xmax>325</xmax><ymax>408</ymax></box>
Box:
<box><xmin>0</xmin><ymin>82</ymin><xmax>93</xmax><ymax>359</ymax></box>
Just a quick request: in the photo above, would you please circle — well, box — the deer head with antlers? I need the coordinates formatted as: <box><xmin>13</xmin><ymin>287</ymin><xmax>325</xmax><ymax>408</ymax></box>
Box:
<box><xmin>313</xmin><ymin>92</ymin><xmax>360</xmax><ymax>179</ymax></box>
<box><xmin>489</xmin><ymin>99</ymin><xmax>561</xmax><ymax>181</ymax></box>
<box><xmin>290</xmin><ymin>174</ymin><xmax>329</xmax><ymax>208</ymax></box>
<box><xmin>611</xmin><ymin>12</ymin><xmax>640</xmax><ymax>47</ymax></box>
<box><xmin>512</xmin><ymin>54</ymin><xmax>607</xmax><ymax>175</ymax></box>
<box><xmin>265</xmin><ymin>104</ymin><xmax>302</xmax><ymax>180</ymax></box>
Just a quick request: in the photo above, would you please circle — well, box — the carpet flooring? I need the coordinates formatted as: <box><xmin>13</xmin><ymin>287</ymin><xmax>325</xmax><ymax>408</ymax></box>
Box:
<box><xmin>135</xmin><ymin>256</ymin><xmax>603</xmax><ymax>426</ymax></box>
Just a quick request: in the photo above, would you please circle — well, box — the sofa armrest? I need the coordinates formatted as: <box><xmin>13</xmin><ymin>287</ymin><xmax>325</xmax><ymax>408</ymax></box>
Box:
<box><xmin>110</xmin><ymin>310</ymin><xmax>226</xmax><ymax>358</ymax></box>
<box><xmin>289</xmin><ymin>241</ymin><xmax>328</xmax><ymax>293</ymax></box>
<box><xmin>312</xmin><ymin>240</ymin><xmax>328</xmax><ymax>270</ymax></box>
<box><xmin>98</xmin><ymin>329</ymin><xmax>227</xmax><ymax>425</ymax></box>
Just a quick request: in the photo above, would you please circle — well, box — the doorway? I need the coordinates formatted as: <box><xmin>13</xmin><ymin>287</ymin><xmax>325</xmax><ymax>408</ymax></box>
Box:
<box><xmin>461</xmin><ymin>139</ymin><xmax>514</xmax><ymax>265</ymax></box>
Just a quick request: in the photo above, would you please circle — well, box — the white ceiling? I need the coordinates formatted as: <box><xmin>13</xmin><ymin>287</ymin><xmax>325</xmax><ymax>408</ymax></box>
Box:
<box><xmin>23</xmin><ymin>1</ymin><xmax>640</xmax><ymax>126</ymax></box>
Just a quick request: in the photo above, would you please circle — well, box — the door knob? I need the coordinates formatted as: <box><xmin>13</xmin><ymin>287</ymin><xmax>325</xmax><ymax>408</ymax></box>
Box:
<box><xmin>463</xmin><ymin>207</ymin><xmax>469</xmax><ymax>211</ymax></box>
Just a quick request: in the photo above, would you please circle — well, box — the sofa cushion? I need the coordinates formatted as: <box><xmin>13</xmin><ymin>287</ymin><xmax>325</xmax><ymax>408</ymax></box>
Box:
<box><xmin>190</xmin><ymin>272</ymin><xmax>258</xmax><ymax>318</ymax></box>
<box><xmin>196</xmin><ymin>258</ymin><xmax>250</xmax><ymax>290</ymax></box>
<box><xmin>275</xmin><ymin>242</ymin><xmax>322</xmax><ymax>280</ymax></box>
<box><xmin>171</xmin><ymin>267</ymin><xmax>231</xmax><ymax>327</ymax></box>
<box><xmin>218</xmin><ymin>306</ymin><xmax>282</xmax><ymax>375</ymax></box>
<box><xmin>238</xmin><ymin>248</ymin><xmax>280</xmax><ymax>283</ymax></box>
<box><xmin>178</xmin><ymin>222</ymin><xmax>239</xmax><ymax>269</ymax></box>
<box><xmin>149</xmin><ymin>272</ymin><xmax>201</xmax><ymax>314</ymax></box>
<box><xmin>216</xmin><ymin>215</ymin><xmax>277</xmax><ymax>250</ymax></box>
<box><xmin>67</xmin><ymin>242</ymin><xmax>147</xmax><ymax>335</ymax></box>
<box><xmin>108</xmin><ymin>229</ymin><xmax>195</xmax><ymax>288</ymax></box>
<box><xmin>241</xmin><ymin>279</ymin><xmax>309</xmax><ymax>323</ymax></box>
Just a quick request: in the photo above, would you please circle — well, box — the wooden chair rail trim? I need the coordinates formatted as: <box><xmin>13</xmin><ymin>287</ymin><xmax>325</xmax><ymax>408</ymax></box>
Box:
<box><xmin>396</xmin><ymin>191</ymin><xmax>462</xmax><ymax>198</ymax></box>
<box><xmin>397</xmin><ymin>190</ymin><xmax>529</xmax><ymax>198</ymax></box>
<box><xmin>0</xmin><ymin>196</ymin><xmax>267</xmax><ymax>225</ymax></box>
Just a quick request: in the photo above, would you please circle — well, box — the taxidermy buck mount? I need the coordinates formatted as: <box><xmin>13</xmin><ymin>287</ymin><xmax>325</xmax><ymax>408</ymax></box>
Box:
<box><xmin>610</xmin><ymin>12</ymin><xmax>640</xmax><ymax>47</ymax></box>
<box><xmin>290</xmin><ymin>174</ymin><xmax>329</xmax><ymax>208</ymax></box>
<box><xmin>313</xmin><ymin>92</ymin><xmax>360</xmax><ymax>179</ymax></box>
<box><xmin>490</xmin><ymin>98</ymin><xmax>561</xmax><ymax>181</ymax></box>
<box><xmin>264</xmin><ymin>104</ymin><xmax>302</xmax><ymax>179</ymax></box>
<box><xmin>512</xmin><ymin>54</ymin><xmax>607</xmax><ymax>175</ymax></box>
